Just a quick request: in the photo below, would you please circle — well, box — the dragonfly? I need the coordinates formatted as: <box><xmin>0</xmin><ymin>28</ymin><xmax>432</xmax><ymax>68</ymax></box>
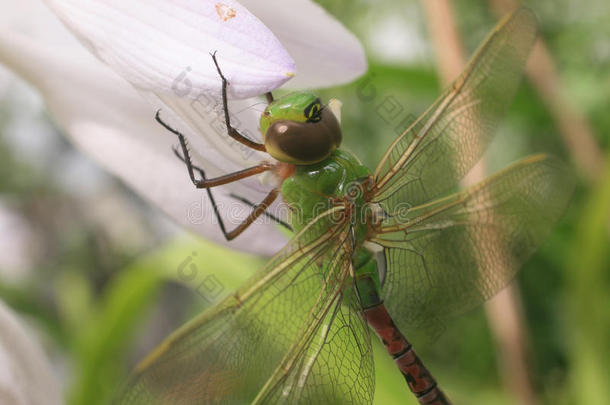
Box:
<box><xmin>117</xmin><ymin>8</ymin><xmax>573</xmax><ymax>405</ymax></box>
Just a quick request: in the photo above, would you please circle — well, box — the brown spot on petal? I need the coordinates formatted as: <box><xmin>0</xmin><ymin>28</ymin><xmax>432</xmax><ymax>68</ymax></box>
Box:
<box><xmin>216</xmin><ymin>3</ymin><xmax>237</xmax><ymax>21</ymax></box>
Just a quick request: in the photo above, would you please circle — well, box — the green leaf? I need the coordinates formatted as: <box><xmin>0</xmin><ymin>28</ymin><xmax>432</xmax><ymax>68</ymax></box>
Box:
<box><xmin>67</xmin><ymin>236</ymin><xmax>265</xmax><ymax>405</ymax></box>
<box><xmin>566</xmin><ymin>159</ymin><xmax>610</xmax><ymax>404</ymax></box>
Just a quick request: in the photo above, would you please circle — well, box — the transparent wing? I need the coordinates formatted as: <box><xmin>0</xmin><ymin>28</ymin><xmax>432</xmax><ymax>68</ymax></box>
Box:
<box><xmin>257</xmin><ymin>285</ymin><xmax>374</xmax><ymax>404</ymax></box>
<box><xmin>372</xmin><ymin>8</ymin><xmax>538</xmax><ymax>211</ymax></box>
<box><xmin>116</xmin><ymin>207</ymin><xmax>374</xmax><ymax>404</ymax></box>
<box><xmin>370</xmin><ymin>155</ymin><xmax>574</xmax><ymax>333</ymax></box>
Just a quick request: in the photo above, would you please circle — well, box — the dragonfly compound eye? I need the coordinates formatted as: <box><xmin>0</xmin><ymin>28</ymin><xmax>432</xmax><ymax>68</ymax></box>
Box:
<box><xmin>264</xmin><ymin>107</ymin><xmax>342</xmax><ymax>165</ymax></box>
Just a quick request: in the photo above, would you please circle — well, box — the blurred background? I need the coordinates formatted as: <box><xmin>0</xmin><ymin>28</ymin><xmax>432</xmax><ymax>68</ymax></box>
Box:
<box><xmin>0</xmin><ymin>0</ymin><xmax>609</xmax><ymax>404</ymax></box>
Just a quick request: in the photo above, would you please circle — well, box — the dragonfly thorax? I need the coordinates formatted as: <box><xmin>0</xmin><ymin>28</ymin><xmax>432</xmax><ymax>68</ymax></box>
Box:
<box><xmin>281</xmin><ymin>149</ymin><xmax>371</xmax><ymax>237</ymax></box>
<box><xmin>260</xmin><ymin>92</ymin><xmax>342</xmax><ymax>165</ymax></box>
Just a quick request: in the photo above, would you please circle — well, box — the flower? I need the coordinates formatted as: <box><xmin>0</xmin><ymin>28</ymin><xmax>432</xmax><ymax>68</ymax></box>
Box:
<box><xmin>0</xmin><ymin>300</ymin><xmax>62</xmax><ymax>405</ymax></box>
<box><xmin>0</xmin><ymin>0</ymin><xmax>366</xmax><ymax>255</ymax></box>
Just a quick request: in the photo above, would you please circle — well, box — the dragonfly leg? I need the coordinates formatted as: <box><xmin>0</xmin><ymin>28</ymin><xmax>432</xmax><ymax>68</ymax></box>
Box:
<box><xmin>189</xmin><ymin>163</ymin><xmax>273</xmax><ymax>188</ymax></box>
<box><xmin>171</xmin><ymin>147</ymin><xmax>289</xmax><ymax>231</ymax></box>
<box><xmin>221</xmin><ymin>187</ymin><xmax>281</xmax><ymax>240</ymax></box>
<box><xmin>170</xmin><ymin>142</ymin><xmax>281</xmax><ymax>240</ymax></box>
<box><xmin>156</xmin><ymin>110</ymin><xmax>274</xmax><ymax>189</ymax></box>
<box><xmin>157</xmin><ymin>112</ymin><xmax>280</xmax><ymax>240</ymax></box>
<box><xmin>228</xmin><ymin>193</ymin><xmax>292</xmax><ymax>232</ymax></box>
<box><xmin>211</xmin><ymin>51</ymin><xmax>267</xmax><ymax>152</ymax></box>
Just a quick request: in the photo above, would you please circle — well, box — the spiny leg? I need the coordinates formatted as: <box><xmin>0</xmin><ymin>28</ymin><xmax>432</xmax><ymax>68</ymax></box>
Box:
<box><xmin>156</xmin><ymin>111</ymin><xmax>281</xmax><ymax>240</ymax></box>
<box><xmin>223</xmin><ymin>187</ymin><xmax>281</xmax><ymax>240</ymax></box>
<box><xmin>156</xmin><ymin>111</ymin><xmax>273</xmax><ymax>188</ymax></box>
<box><xmin>211</xmin><ymin>51</ymin><xmax>267</xmax><ymax>152</ymax></box>
<box><xmin>173</xmin><ymin>148</ymin><xmax>281</xmax><ymax>240</ymax></box>
<box><xmin>228</xmin><ymin>193</ymin><xmax>292</xmax><ymax>232</ymax></box>
<box><xmin>171</xmin><ymin>146</ymin><xmax>291</xmax><ymax>232</ymax></box>
<box><xmin>170</xmin><ymin>148</ymin><xmax>235</xmax><ymax>240</ymax></box>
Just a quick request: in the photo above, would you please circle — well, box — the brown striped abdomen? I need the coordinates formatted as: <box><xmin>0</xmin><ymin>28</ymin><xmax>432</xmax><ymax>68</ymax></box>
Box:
<box><xmin>363</xmin><ymin>303</ymin><xmax>451</xmax><ymax>405</ymax></box>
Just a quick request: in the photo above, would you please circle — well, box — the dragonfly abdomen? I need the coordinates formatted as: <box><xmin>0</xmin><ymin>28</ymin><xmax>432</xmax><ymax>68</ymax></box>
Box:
<box><xmin>357</xmin><ymin>274</ymin><xmax>452</xmax><ymax>405</ymax></box>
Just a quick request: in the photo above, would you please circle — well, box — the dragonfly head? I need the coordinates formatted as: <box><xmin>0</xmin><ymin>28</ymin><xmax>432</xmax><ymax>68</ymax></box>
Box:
<box><xmin>260</xmin><ymin>91</ymin><xmax>342</xmax><ymax>165</ymax></box>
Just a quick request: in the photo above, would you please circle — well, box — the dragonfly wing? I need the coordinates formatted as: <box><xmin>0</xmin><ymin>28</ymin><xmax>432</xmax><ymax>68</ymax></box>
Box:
<box><xmin>371</xmin><ymin>155</ymin><xmax>574</xmax><ymax>333</ymax></box>
<box><xmin>373</xmin><ymin>8</ymin><xmax>537</xmax><ymax>211</ymax></box>
<box><xmin>257</xmin><ymin>284</ymin><xmax>374</xmax><ymax>404</ymax></box>
<box><xmin>116</xmin><ymin>207</ymin><xmax>374</xmax><ymax>404</ymax></box>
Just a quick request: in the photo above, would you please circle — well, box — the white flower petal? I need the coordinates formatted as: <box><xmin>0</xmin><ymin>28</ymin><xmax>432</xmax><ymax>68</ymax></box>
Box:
<box><xmin>0</xmin><ymin>202</ymin><xmax>38</xmax><ymax>284</ymax></box>
<box><xmin>36</xmin><ymin>0</ymin><xmax>368</xmax><ymax>177</ymax></box>
<box><xmin>241</xmin><ymin>0</ymin><xmax>368</xmax><ymax>88</ymax></box>
<box><xmin>0</xmin><ymin>0</ymin><xmax>288</xmax><ymax>256</ymax></box>
<box><xmin>43</xmin><ymin>0</ymin><xmax>296</xmax><ymax>99</ymax></box>
<box><xmin>0</xmin><ymin>301</ymin><xmax>61</xmax><ymax>405</ymax></box>
<box><xmin>70</xmin><ymin>121</ymin><xmax>287</xmax><ymax>252</ymax></box>
<box><xmin>1</xmin><ymin>0</ymin><xmax>366</xmax><ymax>257</ymax></box>
<box><xmin>146</xmin><ymin>91</ymin><xmax>270</xmax><ymax>171</ymax></box>
<box><xmin>138</xmin><ymin>1</ymin><xmax>367</xmax><ymax>179</ymax></box>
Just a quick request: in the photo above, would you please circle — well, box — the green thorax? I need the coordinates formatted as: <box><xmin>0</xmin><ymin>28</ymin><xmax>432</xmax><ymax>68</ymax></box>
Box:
<box><xmin>281</xmin><ymin>148</ymin><xmax>382</xmax><ymax>298</ymax></box>
<box><xmin>281</xmin><ymin>148</ymin><xmax>370</xmax><ymax>233</ymax></box>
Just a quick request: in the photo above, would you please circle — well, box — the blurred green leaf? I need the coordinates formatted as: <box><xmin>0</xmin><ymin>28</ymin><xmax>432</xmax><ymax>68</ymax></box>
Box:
<box><xmin>566</xmin><ymin>158</ymin><xmax>610</xmax><ymax>405</ymax></box>
<box><xmin>67</xmin><ymin>236</ymin><xmax>264</xmax><ymax>405</ymax></box>
<box><xmin>68</xmin><ymin>252</ymin><xmax>166</xmax><ymax>405</ymax></box>
<box><xmin>55</xmin><ymin>270</ymin><xmax>93</xmax><ymax>332</ymax></box>
<box><xmin>373</xmin><ymin>340</ymin><xmax>415</xmax><ymax>405</ymax></box>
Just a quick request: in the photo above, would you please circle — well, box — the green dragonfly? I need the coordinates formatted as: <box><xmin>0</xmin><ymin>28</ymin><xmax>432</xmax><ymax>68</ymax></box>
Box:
<box><xmin>117</xmin><ymin>8</ymin><xmax>573</xmax><ymax>405</ymax></box>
